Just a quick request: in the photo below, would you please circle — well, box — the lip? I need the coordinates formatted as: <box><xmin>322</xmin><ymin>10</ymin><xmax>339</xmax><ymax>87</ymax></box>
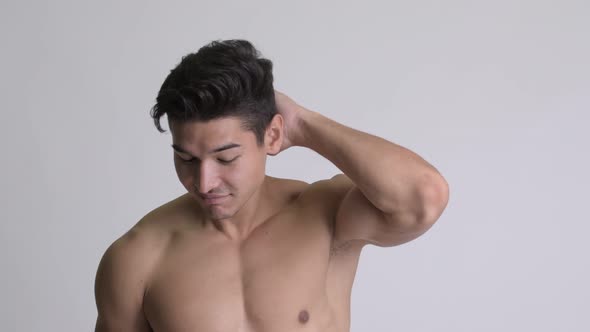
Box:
<box><xmin>201</xmin><ymin>194</ymin><xmax>230</xmax><ymax>205</ymax></box>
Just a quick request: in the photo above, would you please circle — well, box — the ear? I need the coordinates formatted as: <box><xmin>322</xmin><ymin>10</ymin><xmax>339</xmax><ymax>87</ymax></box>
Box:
<box><xmin>265</xmin><ymin>114</ymin><xmax>284</xmax><ymax>156</ymax></box>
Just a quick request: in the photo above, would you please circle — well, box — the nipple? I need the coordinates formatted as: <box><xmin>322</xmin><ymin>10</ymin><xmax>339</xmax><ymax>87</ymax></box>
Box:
<box><xmin>298</xmin><ymin>309</ymin><xmax>310</xmax><ymax>324</ymax></box>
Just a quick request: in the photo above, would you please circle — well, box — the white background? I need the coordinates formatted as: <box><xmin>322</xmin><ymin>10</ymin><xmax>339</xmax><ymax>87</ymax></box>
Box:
<box><xmin>1</xmin><ymin>0</ymin><xmax>589</xmax><ymax>331</ymax></box>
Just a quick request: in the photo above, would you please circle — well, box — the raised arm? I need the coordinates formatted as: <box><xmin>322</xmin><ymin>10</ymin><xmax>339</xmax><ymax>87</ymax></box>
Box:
<box><xmin>274</xmin><ymin>91</ymin><xmax>449</xmax><ymax>248</ymax></box>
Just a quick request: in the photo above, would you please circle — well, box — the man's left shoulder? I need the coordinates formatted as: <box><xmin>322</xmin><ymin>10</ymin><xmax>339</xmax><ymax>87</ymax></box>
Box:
<box><xmin>292</xmin><ymin>174</ymin><xmax>353</xmax><ymax>214</ymax></box>
<box><xmin>262</xmin><ymin>175</ymin><xmax>306</xmax><ymax>206</ymax></box>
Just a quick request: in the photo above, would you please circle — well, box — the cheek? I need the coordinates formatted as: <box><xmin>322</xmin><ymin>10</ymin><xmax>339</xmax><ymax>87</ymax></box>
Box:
<box><xmin>174</xmin><ymin>162</ymin><xmax>195</xmax><ymax>187</ymax></box>
<box><xmin>239</xmin><ymin>154</ymin><xmax>266</xmax><ymax>184</ymax></box>
<box><xmin>223</xmin><ymin>166</ymin><xmax>242</xmax><ymax>188</ymax></box>
<box><xmin>224</xmin><ymin>161</ymin><xmax>253</xmax><ymax>188</ymax></box>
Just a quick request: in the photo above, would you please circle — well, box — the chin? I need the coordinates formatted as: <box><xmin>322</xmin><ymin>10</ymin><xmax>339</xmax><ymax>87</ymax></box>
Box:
<box><xmin>207</xmin><ymin>208</ymin><xmax>237</xmax><ymax>221</ymax></box>
<box><xmin>203</xmin><ymin>199</ymin><xmax>237</xmax><ymax>218</ymax></box>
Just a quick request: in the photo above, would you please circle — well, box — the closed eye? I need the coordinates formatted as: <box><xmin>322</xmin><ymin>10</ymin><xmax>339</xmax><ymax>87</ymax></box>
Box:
<box><xmin>218</xmin><ymin>156</ymin><xmax>240</xmax><ymax>164</ymax></box>
<box><xmin>179</xmin><ymin>156</ymin><xmax>239</xmax><ymax>165</ymax></box>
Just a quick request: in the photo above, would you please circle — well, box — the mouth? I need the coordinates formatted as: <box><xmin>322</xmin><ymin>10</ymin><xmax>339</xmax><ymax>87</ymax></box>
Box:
<box><xmin>200</xmin><ymin>194</ymin><xmax>230</xmax><ymax>205</ymax></box>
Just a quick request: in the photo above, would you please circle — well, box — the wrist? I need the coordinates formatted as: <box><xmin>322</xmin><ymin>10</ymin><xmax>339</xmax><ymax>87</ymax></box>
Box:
<box><xmin>292</xmin><ymin>108</ymin><xmax>318</xmax><ymax>148</ymax></box>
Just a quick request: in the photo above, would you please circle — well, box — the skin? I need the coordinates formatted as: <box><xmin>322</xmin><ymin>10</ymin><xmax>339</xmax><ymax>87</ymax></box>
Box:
<box><xmin>94</xmin><ymin>91</ymin><xmax>449</xmax><ymax>332</ymax></box>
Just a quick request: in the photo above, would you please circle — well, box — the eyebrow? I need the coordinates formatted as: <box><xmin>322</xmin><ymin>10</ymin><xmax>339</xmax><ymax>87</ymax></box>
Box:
<box><xmin>171</xmin><ymin>143</ymin><xmax>242</xmax><ymax>157</ymax></box>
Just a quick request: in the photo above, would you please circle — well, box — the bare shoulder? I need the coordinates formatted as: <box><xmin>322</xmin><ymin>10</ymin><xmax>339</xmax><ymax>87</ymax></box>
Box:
<box><xmin>267</xmin><ymin>175</ymin><xmax>310</xmax><ymax>202</ymax></box>
<box><xmin>294</xmin><ymin>174</ymin><xmax>353</xmax><ymax>212</ymax></box>
<box><xmin>292</xmin><ymin>174</ymin><xmax>367</xmax><ymax>252</ymax></box>
<box><xmin>266</xmin><ymin>175</ymin><xmax>349</xmax><ymax>214</ymax></box>
<box><xmin>94</xmin><ymin>203</ymin><xmax>176</xmax><ymax>331</ymax></box>
<box><xmin>103</xmin><ymin>213</ymin><xmax>170</xmax><ymax>264</ymax></box>
<box><xmin>95</xmin><ymin>227</ymin><xmax>161</xmax><ymax>297</ymax></box>
<box><xmin>96</xmin><ymin>199</ymin><xmax>177</xmax><ymax>290</ymax></box>
<box><xmin>95</xmin><ymin>195</ymin><xmax>187</xmax><ymax>298</ymax></box>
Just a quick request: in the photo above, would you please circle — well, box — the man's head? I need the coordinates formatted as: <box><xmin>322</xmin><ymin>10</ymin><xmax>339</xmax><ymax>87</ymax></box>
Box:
<box><xmin>150</xmin><ymin>39</ymin><xmax>283</xmax><ymax>221</ymax></box>
<box><xmin>150</xmin><ymin>39</ymin><xmax>277</xmax><ymax>146</ymax></box>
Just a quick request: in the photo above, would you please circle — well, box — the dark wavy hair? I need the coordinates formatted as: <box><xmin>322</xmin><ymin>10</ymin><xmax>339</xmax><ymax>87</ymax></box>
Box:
<box><xmin>150</xmin><ymin>39</ymin><xmax>277</xmax><ymax>147</ymax></box>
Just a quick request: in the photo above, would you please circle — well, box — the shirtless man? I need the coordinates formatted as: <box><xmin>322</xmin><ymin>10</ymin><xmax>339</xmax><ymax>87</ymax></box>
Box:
<box><xmin>94</xmin><ymin>39</ymin><xmax>449</xmax><ymax>332</ymax></box>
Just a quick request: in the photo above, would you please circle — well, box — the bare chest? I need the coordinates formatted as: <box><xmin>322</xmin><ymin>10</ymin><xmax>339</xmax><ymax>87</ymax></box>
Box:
<box><xmin>143</xmin><ymin>211</ymin><xmax>344</xmax><ymax>332</ymax></box>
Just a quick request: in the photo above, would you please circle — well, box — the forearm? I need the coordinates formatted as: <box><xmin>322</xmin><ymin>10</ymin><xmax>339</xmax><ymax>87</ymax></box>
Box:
<box><xmin>296</xmin><ymin>109</ymin><xmax>446</xmax><ymax>216</ymax></box>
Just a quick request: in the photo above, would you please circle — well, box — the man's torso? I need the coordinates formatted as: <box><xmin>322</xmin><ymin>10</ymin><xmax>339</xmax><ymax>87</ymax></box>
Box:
<box><xmin>126</xmin><ymin>176</ymin><xmax>364</xmax><ymax>332</ymax></box>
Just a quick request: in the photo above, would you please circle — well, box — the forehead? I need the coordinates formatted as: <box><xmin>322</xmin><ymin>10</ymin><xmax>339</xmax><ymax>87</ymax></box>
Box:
<box><xmin>169</xmin><ymin>116</ymin><xmax>255</xmax><ymax>149</ymax></box>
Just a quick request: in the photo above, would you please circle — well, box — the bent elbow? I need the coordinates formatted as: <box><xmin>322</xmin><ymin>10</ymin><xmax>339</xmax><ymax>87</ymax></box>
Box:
<box><xmin>418</xmin><ymin>173</ymin><xmax>449</xmax><ymax>226</ymax></box>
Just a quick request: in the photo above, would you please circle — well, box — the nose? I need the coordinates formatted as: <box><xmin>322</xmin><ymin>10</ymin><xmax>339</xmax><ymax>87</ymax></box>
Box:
<box><xmin>194</xmin><ymin>160</ymin><xmax>219</xmax><ymax>194</ymax></box>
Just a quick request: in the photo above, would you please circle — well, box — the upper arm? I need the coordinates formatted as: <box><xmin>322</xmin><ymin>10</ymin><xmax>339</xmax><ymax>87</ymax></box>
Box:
<box><xmin>328</xmin><ymin>173</ymin><xmax>441</xmax><ymax>248</ymax></box>
<box><xmin>94</xmin><ymin>230</ymin><xmax>155</xmax><ymax>332</ymax></box>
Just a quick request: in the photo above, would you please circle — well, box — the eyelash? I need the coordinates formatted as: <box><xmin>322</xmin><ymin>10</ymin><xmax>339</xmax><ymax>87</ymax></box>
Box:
<box><xmin>180</xmin><ymin>157</ymin><xmax>237</xmax><ymax>165</ymax></box>
<box><xmin>220</xmin><ymin>157</ymin><xmax>238</xmax><ymax>164</ymax></box>
<box><xmin>181</xmin><ymin>159</ymin><xmax>195</xmax><ymax>164</ymax></box>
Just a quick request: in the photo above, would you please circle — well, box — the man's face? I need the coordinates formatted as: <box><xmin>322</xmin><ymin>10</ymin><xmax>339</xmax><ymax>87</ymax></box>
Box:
<box><xmin>169</xmin><ymin>116</ymin><xmax>270</xmax><ymax>221</ymax></box>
